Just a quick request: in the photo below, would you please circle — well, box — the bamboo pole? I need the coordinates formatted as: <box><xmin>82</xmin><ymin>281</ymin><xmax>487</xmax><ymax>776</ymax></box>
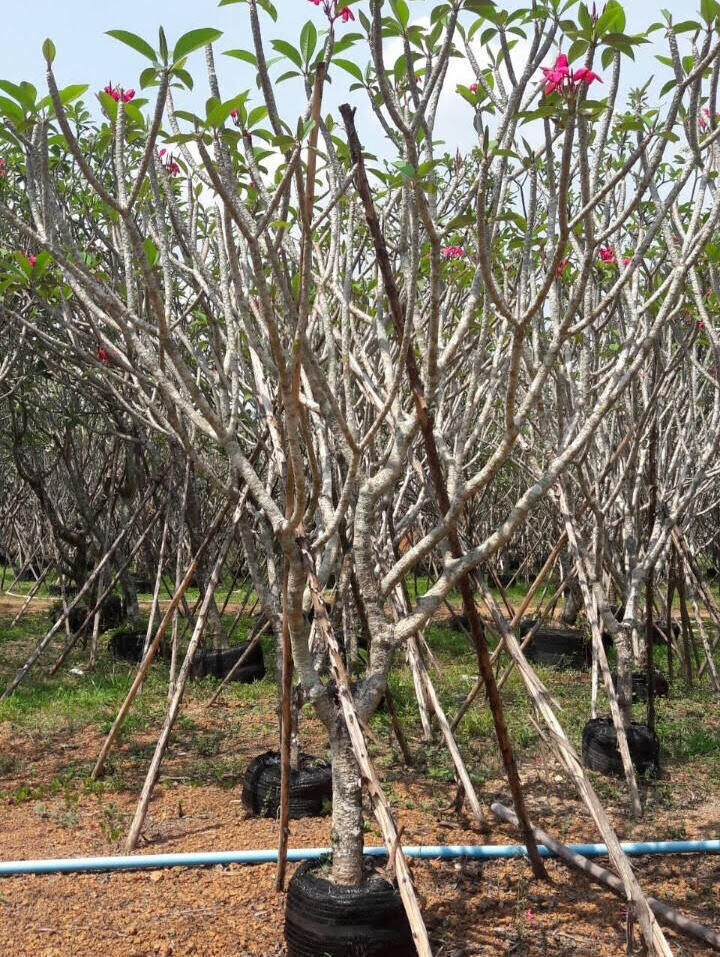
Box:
<box><xmin>672</xmin><ymin>528</ymin><xmax>720</xmax><ymax>679</ymax></box>
<box><xmin>205</xmin><ymin>618</ymin><xmax>270</xmax><ymax>707</ymax></box>
<box><xmin>476</xmin><ymin>578</ymin><xmax>673</xmax><ymax>955</ymax></box>
<box><xmin>124</xmin><ymin>503</ymin><xmax>241</xmax><ymax>851</ymax></box>
<box><xmin>1</xmin><ymin>486</ymin><xmax>157</xmax><ymax>699</ymax></box>
<box><xmin>91</xmin><ymin>498</ymin><xmax>233</xmax><ymax>779</ymax></box>
<box><xmin>492</xmin><ymin>802</ymin><xmax>720</xmax><ymax>950</ymax></box>
<box><xmin>50</xmin><ymin>506</ymin><xmax>162</xmax><ymax>675</ymax></box>
<box><xmin>450</xmin><ymin>535</ymin><xmax>567</xmax><ymax>730</ymax></box>
<box><xmin>304</xmin><ymin>556</ymin><xmax>433</xmax><ymax>957</ymax></box>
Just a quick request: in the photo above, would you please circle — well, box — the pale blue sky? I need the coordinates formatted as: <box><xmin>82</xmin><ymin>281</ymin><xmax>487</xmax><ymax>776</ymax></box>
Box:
<box><xmin>2</xmin><ymin>0</ymin><xmax>704</xmax><ymax>155</ymax></box>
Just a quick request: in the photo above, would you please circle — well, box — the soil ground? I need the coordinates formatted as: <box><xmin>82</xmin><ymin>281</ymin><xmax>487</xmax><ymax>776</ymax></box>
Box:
<box><xmin>0</xmin><ymin>596</ymin><xmax>718</xmax><ymax>956</ymax></box>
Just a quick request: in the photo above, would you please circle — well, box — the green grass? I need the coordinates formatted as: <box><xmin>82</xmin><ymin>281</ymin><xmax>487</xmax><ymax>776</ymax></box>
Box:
<box><xmin>1</xmin><ymin>604</ymin><xmax>718</xmax><ymax>807</ymax></box>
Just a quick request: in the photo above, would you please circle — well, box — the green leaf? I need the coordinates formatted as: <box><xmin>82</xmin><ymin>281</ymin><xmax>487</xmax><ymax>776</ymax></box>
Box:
<box><xmin>701</xmin><ymin>0</ymin><xmax>717</xmax><ymax>23</ymax></box>
<box><xmin>568</xmin><ymin>38</ymin><xmax>588</xmax><ymax>64</ymax></box>
<box><xmin>143</xmin><ymin>237</ymin><xmax>159</xmax><ymax>267</ymax></box>
<box><xmin>257</xmin><ymin>0</ymin><xmax>278</xmax><ymax>20</ymax></box>
<box><xmin>601</xmin><ymin>46</ymin><xmax>615</xmax><ymax>69</ymax></box>
<box><xmin>0</xmin><ymin>97</ymin><xmax>24</xmax><ymax>124</ymax></box>
<box><xmin>299</xmin><ymin>20</ymin><xmax>317</xmax><ymax>65</ymax></box>
<box><xmin>19</xmin><ymin>82</ymin><xmax>38</xmax><ymax>110</ymax></box>
<box><xmin>140</xmin><ymin>66</ymin><xmax>159</xmax><ymax>89</ymax></box>
<box><xmin>577</xmin><ymin>3</ymin><xmax>593</xmax><ymax>34</ymax></box>
<box><xmin>596</xmin><ymin>0</ymin><xmax>626</xmax><ymax>36</ymax></box>
<box><xmin>390</xmin><ymin>0</ymin><xmax>410</xmax><ymax>28</ymax></box>
<box><xmin>224</xmin><ymin>48</ymin><xmax>257</xmax><ymax>66</ymax></box>
<box><xmin>0</xmin><ymin>81</ymin><xmax>25</xmax><ymax>105</ymax></box>
<box><xmin>98</xmin><ymin>91</ymin><xmax>118</xmax><ymax>120</ymax></box>
<box><xmin>158</xmin><ymin>27</ymin><xmax>169</xmax><ymax>65</ymax></box>
<box><xmin>206</xmin><ymin>92</ymin><xmax>247</xmax><ymax>127</ymax></box>
<box><xmin>173</xmin><ymin>28</ymin><xmax>222</xmax><ymax>64</ymax></box>
<box><xmin>42</xmin><ymin>38</ymin><xmax>56</xmax><ymax>65</ymax></box>
<box><xmin>271</xmin><ymin>39</ymin><xmax>303</xmax><ymax>69</ymax></box>
<box><xmin>57</xmin><ymin>84</ymin><xmax>88</xmax><ymax>107</ymax></box>
<box><xmin>332</xmin><ymin>57</ymin><xmax>364</xmax><ymax>82</ymax></box>
<box><xmin>672</xmin><ymin>20</ymin><xmax>702</xmax><ymax>32</ymax></box>
<box><xmin>172</xmin><ymin>68</ymin><xmax>194</xmax><ymax>90</ymax></box>
<box><xmin>248</xmin><ymin>104</ymin><xmax>268</xmax><ymax>126</ymax></box>
<box><xmin>106</xmin><ymin>29</ymin><xmax>157</xmax><ymax>62</ymax></box>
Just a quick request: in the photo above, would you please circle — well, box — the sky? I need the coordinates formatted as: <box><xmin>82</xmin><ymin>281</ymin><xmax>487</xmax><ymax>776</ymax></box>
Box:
<box><xmin>1</xmin><ymin>0</ymin><xmax>704</xmax><ymax>158</ymax></box>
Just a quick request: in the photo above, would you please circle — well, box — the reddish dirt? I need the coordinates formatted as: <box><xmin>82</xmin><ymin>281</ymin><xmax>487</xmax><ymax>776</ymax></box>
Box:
<box><xmin>0</xmin><ymin>596</ymin><xmax>718</xmax><ymax>955</ymax></box>
<box><xmin>1</xmin><ymin>702</ymin><xmax>719</xmax><ymax>957</ymax></box>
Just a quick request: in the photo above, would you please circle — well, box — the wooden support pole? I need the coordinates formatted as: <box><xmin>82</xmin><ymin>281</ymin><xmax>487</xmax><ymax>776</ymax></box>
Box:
<box><xmin>91</xmin><ymin>499</ymin><xmax>233</xmax><ymax>779</ymax></box>
<box><xmin>492</xmin><ymin>802</ymin><xmax>720</xmax><ymax>951</ymax></box>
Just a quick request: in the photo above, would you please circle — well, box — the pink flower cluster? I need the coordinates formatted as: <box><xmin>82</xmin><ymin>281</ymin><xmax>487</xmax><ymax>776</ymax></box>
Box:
<box><xmin>700</xmin><ymin>107</ymin><xmax>720</xmax><ymax>131</ymax></box>
<box><xmin>599</xmin><ymin>246</ymin><xmax>632</xmax><ymax>267</ymax></box>
<box><xmin>307</xmin><ymin>0</ymin><xmax>355</xmax><ymax>23</ymax></box>
<box><xmin>158</xmin><ymin>149</ymin><xmax>180</xmax><ymax>177</ymax></box>
<box><xmin>25</xmin><ymin>253</ymin><xmax>36</xmax><ymax>267</ymax></box>
<box><xmin>441</xmin><ymin>245</ymin><xmax>464</xmax><ymax>260</ymax></box>
<box><xmin>540</xmin><ymin>54</ymin><xmax>601</xmax><ymax>97</ymax></box>
<box><xmin>103</xmin><ymin>84</ymin><xmax>135</xmax><ymax>103</ymax></box>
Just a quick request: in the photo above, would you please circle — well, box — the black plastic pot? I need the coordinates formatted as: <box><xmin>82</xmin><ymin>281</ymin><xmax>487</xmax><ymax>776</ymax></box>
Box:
<box><xmin>242</xmin><ymin>751</ymin><xmax>331</xmax><ymax>819</ymax></box>
<box><xmin>190</xmin><ymin>640</ymin><xmax>265</xmax><ymax>683</ymax></box>
<box><xmin>611</xmin><ymin>671</ymin><xmax>669</xmax><ymax>702</ymax></box>
<box><xmin>448</xmin><ymin>613</ymin><xmax>470</xmax><ymax>632</ymax></box>
<box><xmin>651</xmin><ymin>621</ymin><xmax>680</xmax><ymax>645</ymax></box>
<box><xmin>48</xmin><ymin>601</ymin><xmax>89</xmax><ymax>633</ymax></box>
<box><xmin>519</xmin><ymin>619</ymin><xmax>590</xmax><ymax>669</ymax></box>
<box><xmin>284</xmin><ymin>858</ymin><xmax>415</xmax><ymax>957</ymax></box>
<box><xmin>582</xmin><ymin>716</ymin><xmax>660</xmax><ymax>777</ymax></box>
<box><xmin>108</xmin><ymin>630</ymin><xmax>146</xmax><ymax>662</ymax></box>
<box><xmin>99</xmin><ymin>595</ymin><xmax>124</xmax><ymax>630</ymax></box>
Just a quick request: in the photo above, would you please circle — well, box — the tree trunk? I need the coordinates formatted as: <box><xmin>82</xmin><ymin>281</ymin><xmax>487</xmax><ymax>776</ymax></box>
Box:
<box><xmin>329</xmin><ymin>722</ymin><xmax>364</xmax><ymax>885</ymax></box>
<box><xmin>560</xmin><ymin>577</ymin><xmax>583</xmax><ymax>625</ymax></box>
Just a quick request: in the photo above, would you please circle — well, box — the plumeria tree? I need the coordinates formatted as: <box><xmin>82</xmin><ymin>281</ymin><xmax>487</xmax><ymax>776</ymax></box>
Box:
<box><xmin>3</xmin><ymin>0</ymin><xmax>720</xmax><ymax>952</ymax></box>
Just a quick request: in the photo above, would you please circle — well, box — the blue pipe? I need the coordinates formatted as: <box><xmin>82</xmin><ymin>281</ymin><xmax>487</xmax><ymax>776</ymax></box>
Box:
<box><xmin>0</xmin><ymin>839</ymin><xmax>718</xmax><ymax>876</ymax></box>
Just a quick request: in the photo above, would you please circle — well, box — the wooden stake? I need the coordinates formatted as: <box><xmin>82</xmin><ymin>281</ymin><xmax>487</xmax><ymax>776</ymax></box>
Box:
<box><xmin>91</xmin><ymin>498</ymin><xmax>233</xmax><ymax>779</ymax></box>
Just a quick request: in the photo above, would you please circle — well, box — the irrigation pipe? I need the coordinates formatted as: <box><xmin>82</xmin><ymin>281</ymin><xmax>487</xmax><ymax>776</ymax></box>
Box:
<box><xmin>1</xmin><ymin>837</ymin><xmax>718</xmax><ymax>876</ymax></box>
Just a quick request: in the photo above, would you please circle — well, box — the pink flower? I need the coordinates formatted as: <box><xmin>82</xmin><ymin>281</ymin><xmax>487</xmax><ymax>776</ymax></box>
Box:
<box><xmin>556</xmin><ymin>258</ymin><xmax>569</xmax><ymax>276</ymax></box>
<box><xmin>468</xmin><ymin>82</ymin><xmax>478</xmax><ymax>94</ymax></box>
<box><xmin>441</xmin><ymin>245</ymin><xmax>464</xmax><ymax>260</ymax></box>
<box><xmin>158</xmin><ymin>150</ymin><xmax>181</xmax><ymax>176</ymax></box>
<box><xmin>599</xmin><ymin>246</ymin><xmax>616</xmax><ymax>265</ymax></box>
<box><xmin>700</xmin><ymin>108</ymin><xmax>720</xmax><ymax>131</ymax></box>
<box><xmin>26</xmin><ymin>254</ymin><xmax>36</xmax><ymax>267</ymax></box>
<box><xmin>540</xmin><ymin>55</ymin><xmax>602</xmax><ymax>97</ymax></box>
<box><xmin>540</xmin><ymin>54</ymin><xmax>570</xmax><ymax>95</ymax></box>
<box><xmin>308</xmin><ymin>0</ymin><xmax>354</xmax><ymax>23</ymax></box>
<box><xmin>573</xmin><ymin>67</ymin><xmax>602</xmax><ymax>87</ymax></box>
<box><xmin>623</xmin><ymin>257</ymin><xmax>632</xmax><ymax>267</ymax></box>
<box><xmin>122</xmin><ymin>89</ymin><xmax>135</xmax><ymax>103</ymax></box>
<box><xmin>698</xmin><ymin>321</ymin><xmax>706</xmax><ymax>330</ymax></box>
<box><xmin>0</xmin><ymin>157</ymin><xmax>6</xmax><ymax>177</ymax></box>
<box><xmin>103</xmin><ymin>84</ymin><xmax>120</xmax><ymax>102</ymax></box>
<box><xmin>97</xmin><ymin>347</ymin><xmax>108</xmax><ymax>364</ymax></box>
